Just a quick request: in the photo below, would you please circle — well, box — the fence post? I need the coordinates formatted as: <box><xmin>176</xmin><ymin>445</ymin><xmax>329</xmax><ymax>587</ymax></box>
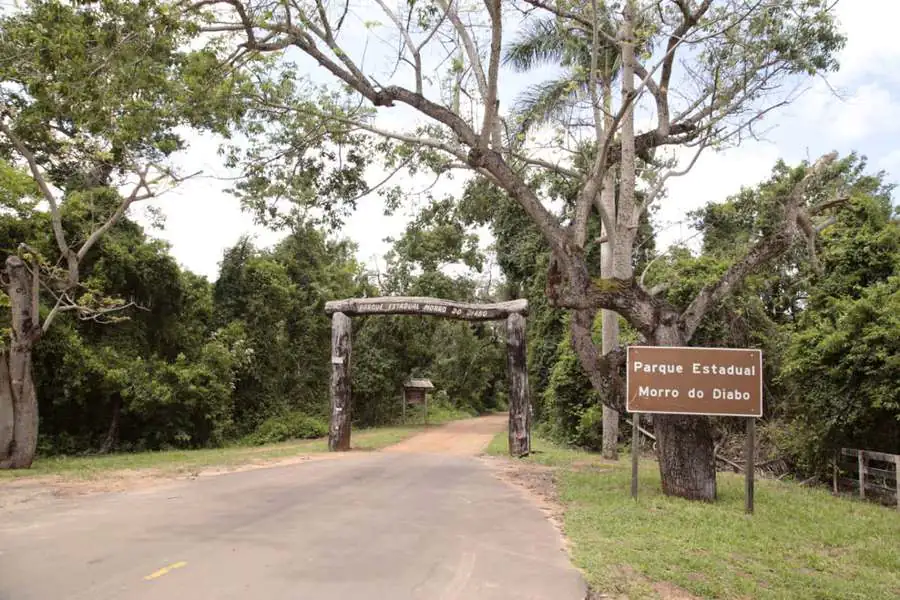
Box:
<box><xmin>745</xmin><ymin>417</ymin><xmax>755</xmax><ymax>514</ymax></box>
<box><xmin>895</xmin><ymin>454</ymin><xmax>900</xmax><ymax>511</ymax></box>
<box><xmin>832</xmin><ymin>454</ymin><xmax>839</xmax><ymax>495</ymax></box>
<box><xmin>858</xmin><ymin>451</ymin><xmax>866</xmax><ymax>500</ymax></box>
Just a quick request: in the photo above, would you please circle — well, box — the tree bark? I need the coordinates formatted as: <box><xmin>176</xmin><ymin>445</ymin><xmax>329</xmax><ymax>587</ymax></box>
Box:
<box><xmin>98</xmin><ymin>395</ymin><xmax>122</xmax><ymax>454</ymax></box>
<box><xmin>600</xmin><ymin>174</ymin><xmax>620</xmax><ymax>460</ymax></box>
<box><xmin>328</xmin><ymin>312</ymin><xmax>352</xmax><ymax>451</ymax></box>
<box><xmin>0</xmin><ymin>352</ymin><xmax>16</xmax><ymax>462</ymax></box>
<box><xmin>507</xmin><ymin>313</ymin><xmax>531</xmax><ymax>457</ymax></box>
<box><xmin>0</xmin><ymin>256</ymin><xmax>39</xmax><ymax>469</ymax></box>
<box><xmin>650</xmin><ymin>325</ymin><xmax>717</xmax><ymax>501</ymax></box>
<box><xmin>654</xmin><ymin>413</ymin><xmax>717</xmax><ymax>501</ymax></box>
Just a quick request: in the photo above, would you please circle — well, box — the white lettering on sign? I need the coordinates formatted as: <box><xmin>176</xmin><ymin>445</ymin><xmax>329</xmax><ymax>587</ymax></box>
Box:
<box><xmin>713</xmin><ymin>388</ymin><xmax>751</xmax><ymax>400</ymax></box>
<box><xmin>637</xmin><ymin>386</ymin><xmax>680</xmax><ymax>398</ymax></box>
<box><xmin>692</xmin><ymin>363</ymin><xmax>756</xmax><ymax>376</ymax></box>
<box><xmin>632</xmin><ymin>361</ymin><xmax>683</xmax><ymax>374</ymax></box>
<box><xmin>632</xmin><ymin>361</ymin><xmax>757</xmax><ymax>376</ymax></box>
<box><xmin>626</xmin><ymin>346</ymin><xmax>763</xmax><ymax>417</ymax></box>
<box><xmin>354</xmin><ymin>302</ymin><xmax>490</xmax><ymax>319</ymax></box>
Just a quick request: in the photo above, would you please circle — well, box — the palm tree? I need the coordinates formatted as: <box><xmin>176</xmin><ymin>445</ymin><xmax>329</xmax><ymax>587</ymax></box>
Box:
<box><xmin>503</xmin><ymin>11</ymin><xmax>627</xmax><ymax>460</ymax></box>
<box><xmin>503</xmin><ymin>14</ymin><xmax>621</xmax><ymax>135</ymax></box>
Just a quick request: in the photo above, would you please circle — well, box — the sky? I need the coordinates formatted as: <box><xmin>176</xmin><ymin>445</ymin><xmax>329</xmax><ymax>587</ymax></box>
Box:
<box><xmin>135</xmin><ymin>0</ymin><xmax>900</xmax><ymax>281</ymax></box>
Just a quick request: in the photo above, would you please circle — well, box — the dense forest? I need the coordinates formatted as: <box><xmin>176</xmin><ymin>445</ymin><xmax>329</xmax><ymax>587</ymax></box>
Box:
<box><xmin>1</xmin><ymin>204</ymin><xmax>507</xmax><ymax>454</ymax></box>
<box><xmin>0</xmin><ymin>0</ymin><xmax>897</xmax><ymax>491</ymax></box>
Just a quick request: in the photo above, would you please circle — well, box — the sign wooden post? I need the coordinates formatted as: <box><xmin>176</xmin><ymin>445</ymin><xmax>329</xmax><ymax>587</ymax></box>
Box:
<box><xmin>631</xmin><ymin>413</ymin><xmax>640</xmax><ymax>499</ymax></box>
<box><xmin>626</xmin><ymin>346</ymin><xmax>763</xmax><ymax>512</ymax></box>
<box><xmin>745</xmin><ymin>417</ymin><xmax>755</xmax><ymax>514</ymax></box>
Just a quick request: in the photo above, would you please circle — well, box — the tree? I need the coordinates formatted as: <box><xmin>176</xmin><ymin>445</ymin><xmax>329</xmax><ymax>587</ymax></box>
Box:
<box><xmin>505</xmin><ymin>19</ymin><xmax>625</xmax><ymax>458</ymax></box>
<box><xmin>213</xmin><ymin>225</ymin><xmax>368</xmax><ymax>433</ymax></box>
<box><xmin>775</xmin><ymin>170</ymin><xmax>899</xmax><ymax>474</ymax></box>
<box><xmin>0</xmin><ymin>0</ymin><xmax>241</xmax><ymax>467</ymax></box>
<box><xmin>198</xmin><ymin>0</ymin><xmax>844</xmax><ymax>500</ymax></box>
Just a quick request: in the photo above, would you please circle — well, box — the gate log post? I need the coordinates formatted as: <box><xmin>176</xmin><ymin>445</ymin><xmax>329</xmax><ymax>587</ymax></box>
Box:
<box><xmin>507</xmin><ymin>313</ymin><xmax>531</xmax><ymax>457</ymax></box>
<box><xmin>329</xmin><ymin>312</ymin><xmax>352</xmax><ymax>451</ymax></box>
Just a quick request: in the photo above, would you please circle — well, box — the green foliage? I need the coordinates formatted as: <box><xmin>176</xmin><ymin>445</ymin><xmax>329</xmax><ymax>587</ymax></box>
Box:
<box><xmin>777</xmin><ymin>193</ymin><xmax>900</xmax><ymax>473</ymax></box>
<box><xmin>242</xmin><ymin>412</ymin><xmax>328</xmax><ymax>446</ymax></box>
<box><xmin>0</xmin><ymin>0</ymin><xmax>245</xmax><ymax>182</ymax></box>
<box><xmin>540</xmin><ymin>330</ymin><xmax>600</xmax><ymax>448</ymax></box>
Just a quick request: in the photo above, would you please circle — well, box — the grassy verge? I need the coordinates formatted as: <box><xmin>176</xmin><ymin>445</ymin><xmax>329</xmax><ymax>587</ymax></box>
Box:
<box><xmin>489</xmin><ymin>433</ymin><xmax>900</xmax><ymax>600</ymax></box>
<box><xmin>0</xmin><ymin>425</ymin><xmax>420</xmax><ymax>482</ymax></box>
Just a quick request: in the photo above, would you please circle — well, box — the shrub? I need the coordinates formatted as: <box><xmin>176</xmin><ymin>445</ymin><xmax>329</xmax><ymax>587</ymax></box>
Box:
<box><xmin>243</xmin><ymin>411</ymin><xmax>328</xmax><ymax>445</ymax></box>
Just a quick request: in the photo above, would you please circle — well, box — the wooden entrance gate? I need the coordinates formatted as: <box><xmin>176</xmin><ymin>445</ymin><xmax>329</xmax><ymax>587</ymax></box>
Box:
<box><xmin>324</xmin><ymin>296</ymin><xmax>531</xmax><ymax>456</ymax></box>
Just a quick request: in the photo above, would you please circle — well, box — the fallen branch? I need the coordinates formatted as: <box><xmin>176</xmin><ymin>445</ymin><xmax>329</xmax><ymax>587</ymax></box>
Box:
<box><xmin>625</xmin><ymin>418</ymin><xmax>656</xmax><ymax>441</ymax></box>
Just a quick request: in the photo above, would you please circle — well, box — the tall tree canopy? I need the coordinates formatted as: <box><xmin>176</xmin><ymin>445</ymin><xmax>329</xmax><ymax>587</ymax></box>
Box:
<box><xmin>196</xmin><ymin>0</ymin><xmax>845</xmax><ymax>500</ymax></box>
<box><xmin>0</xmin><ymin>0</ymin><xmax>244</xmax><ymax>467</ymax></box>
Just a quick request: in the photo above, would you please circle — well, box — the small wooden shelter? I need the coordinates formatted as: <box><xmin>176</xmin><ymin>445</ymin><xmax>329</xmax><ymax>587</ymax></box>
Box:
<box><xmin>403</xmin><ymin>378</ymin><xmax>434</xmax><ymax>405</ymax></box>
<box><xmin>403</xmin><ymin>378</ymin><xmax>434</xmax><ymax>423</ymax></box>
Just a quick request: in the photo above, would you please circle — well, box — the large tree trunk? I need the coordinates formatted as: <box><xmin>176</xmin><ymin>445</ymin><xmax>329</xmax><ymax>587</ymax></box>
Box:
<box><xmin>651</xmin><ymin>326</ymin><xmax>717</xmax><ymax>500</ymax></box>
<box><xmin>0</xmin><ymin>256</ymin><xmax>40</xmax><ymax>469</ymax></box>
<box><xmin>0</xmin><ymin>350</ymin><xmax>38</xmax><ymax>468</ymax></box>
<box><xmin>653</xmin><ymin>414</ymin><xmax>717</xmax><ymax>501</ymax></box>
<box><xmin>0</xmin><ymin>352</ymin><xmax>16</xmax><ymax>461</ymax></box>
<box><xmin>507</xmin><ymin>313</ymin><xmax>531</xmax><ymax>457</ymax></box>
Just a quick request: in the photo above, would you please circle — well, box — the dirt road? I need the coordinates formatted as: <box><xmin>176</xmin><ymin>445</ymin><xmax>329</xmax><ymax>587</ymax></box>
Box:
<box><xmin>385</xmin><ymin>413</ymin><xmax>507</xmax><ymax>455</ymax></box>
<box><xmin>0</xmin><ymin>415</ymin><xmax>585</xmax><ymax>600</ymax></box>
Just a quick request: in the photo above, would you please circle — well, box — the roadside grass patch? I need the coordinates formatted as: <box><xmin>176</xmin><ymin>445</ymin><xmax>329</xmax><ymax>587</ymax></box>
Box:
<box><xmin>490</xmin><ymin>433</ymin><xmax>900</xmax><ymax>599</ymax></box>
<box><xmin>0</xmin><ymin>426</ymin><xmax>420</xmax><ymax>482</ymax></box>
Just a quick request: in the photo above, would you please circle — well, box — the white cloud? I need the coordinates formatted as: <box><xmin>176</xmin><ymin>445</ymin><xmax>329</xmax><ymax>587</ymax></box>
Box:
<box><xmin>876</xmin><ymin>149</ymin><xmax>900</xmax><ymax>186</ymax></box>
<box><xmin>655</xmin><ymin>143</ymin><xmax>781</xmax><ymax>249</ymax></box>
<box><xmin>832</xmin><ymin>0</ymin><xmax>900</xmax><ymax>85</ymax></box>
<box><xmin>792</xmin><ymin>81</ymin><xmax>900</xmax><ymax>143</ymax></box>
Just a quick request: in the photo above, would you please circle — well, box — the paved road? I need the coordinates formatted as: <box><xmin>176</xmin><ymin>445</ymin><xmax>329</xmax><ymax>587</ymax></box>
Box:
<box><xmin>0</xmin><ymin>418</ymin><xmax>585</xmax><ymax>599</ymax></box>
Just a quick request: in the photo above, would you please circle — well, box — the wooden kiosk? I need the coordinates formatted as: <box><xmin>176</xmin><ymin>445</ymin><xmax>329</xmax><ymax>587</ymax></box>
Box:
<box><xmin>402</xmin><ymin>378</ymin><xmax>434</xmax><ymax>424</ymax></box>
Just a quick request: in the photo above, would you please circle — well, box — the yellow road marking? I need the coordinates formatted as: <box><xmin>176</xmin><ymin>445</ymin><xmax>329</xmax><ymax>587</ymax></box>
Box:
<box><xmin>144</xmin><ymin>561</ymin><xmax>187</xmax><ymax>581</ymax></box>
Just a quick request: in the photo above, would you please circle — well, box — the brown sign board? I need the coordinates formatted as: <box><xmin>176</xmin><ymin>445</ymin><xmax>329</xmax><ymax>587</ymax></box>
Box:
<box><xmin>405</xmin><ymin>388</ymin><xmax>426</xmax><ymax>405</ymax></box>
<box><xmin>626</xmin><ymin>346</ymin><xmax>762</xmax><ymax>417</ymax></box>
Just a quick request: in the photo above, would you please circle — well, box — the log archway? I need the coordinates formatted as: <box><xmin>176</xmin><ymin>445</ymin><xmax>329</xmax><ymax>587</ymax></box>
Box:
<box><xmin>323</xmin><ymin>297</ymin><xmax>531</xmax><ymax>456</ymax></box>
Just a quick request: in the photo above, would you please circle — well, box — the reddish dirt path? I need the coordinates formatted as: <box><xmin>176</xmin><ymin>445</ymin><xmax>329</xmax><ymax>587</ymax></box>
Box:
<box><xmin>383</xmin><ymin>413</ymin><xmax>507</xmax><ymax>456</ymax></box>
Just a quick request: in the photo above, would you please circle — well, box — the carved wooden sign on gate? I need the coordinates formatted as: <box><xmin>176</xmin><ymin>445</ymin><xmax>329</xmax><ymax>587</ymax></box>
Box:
<box><xmin>325</xmin><ymin>297</ymin><xmax>527</xmax><ymax>322</ymax></box>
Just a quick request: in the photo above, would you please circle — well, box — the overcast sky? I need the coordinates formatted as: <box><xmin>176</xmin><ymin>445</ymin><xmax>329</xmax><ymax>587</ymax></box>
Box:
<box><xmin>134</xmin><ymin>0</ymin><xmax>900</xmax><ymax>281</ymax></box>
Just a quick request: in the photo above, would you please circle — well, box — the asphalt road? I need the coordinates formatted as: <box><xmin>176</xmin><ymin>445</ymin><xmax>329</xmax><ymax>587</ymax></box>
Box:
<box><xmin>0</xmin><ymin>422</ymin><xmax>585</xmax><ymax>599</ymax></box>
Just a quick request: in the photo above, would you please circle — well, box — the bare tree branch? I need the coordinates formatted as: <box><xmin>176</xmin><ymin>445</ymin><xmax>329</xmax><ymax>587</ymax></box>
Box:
<box><xmin>0</xmin><ymin>120</ymin><xmax>76</xmax><ymax>282</ymax></box>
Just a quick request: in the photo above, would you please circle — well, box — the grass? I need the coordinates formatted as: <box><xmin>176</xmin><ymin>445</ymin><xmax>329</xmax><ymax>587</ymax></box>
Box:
<box><xmin>0</xmin><ymin>425</ymin><xmax>420</xmax><ymax>482</ymax></box>
<box><xmin>489</xmin><ymin>433</ymin><xmax>900</xmax><ymax>600</ymax></box>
